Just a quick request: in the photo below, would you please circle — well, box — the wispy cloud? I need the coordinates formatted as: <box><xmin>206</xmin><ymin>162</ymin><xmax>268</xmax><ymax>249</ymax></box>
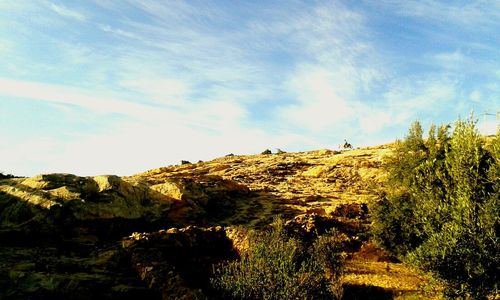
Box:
<box><xmin>1</xmin><ymin>1</ymin><xmax>498</xmax><ymax>175</ymax></box>
<box><xmin>266</xmin><ymin>2</ymin><xmax>387</xmax><ymax>140</ymax></box>
<box><xmin>98</xmin><ymin>24</ymin><xmax>139</xmax><ymax>40</ymax></box>
<box><xmin>282</xmin><ymin>66</ymin><xmax>355</xmax><ymax>131</ymax></box>
<box><xmin>385</xmin><ymin>78</ymin><xmax>457</xmax><ymax>113</ymax></box>
<box><xmin>432</xmin><ymin>51</ymin><xmax>470</xmax><ymax>70</ymax></box>
<box><xmin>0</xmin><ymin>77</ymin><xmax>253</xmax><ymax>134</ymax></box>
<box><xmin>0</xmin><ymin>78</ymin><xmax>158</xmax><ymax>117</ymax></box>
<box><xmin>376</xmin><ymin>0</ymin><xmax>500</xmax><ymax>29</ymax></box>
<box><xmin>0</xmin><ymin>77</ymin><xmax>309</xmax><ymax>175</ymax></box>
<box><xmin>119</xmin><ymin>78</ymin><xmax>190</xmax><ymax>107</ymax></box>
<box><xmin>48</xmin><ymin>3</ymin><xmax>86</xmax><ymax>22</ymax></box>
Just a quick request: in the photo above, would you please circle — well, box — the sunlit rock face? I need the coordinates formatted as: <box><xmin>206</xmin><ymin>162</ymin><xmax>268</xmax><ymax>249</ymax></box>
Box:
<box><xmin>0</xmin><ymin>174</ymin><xmax>173</xmax><ymax>244</ymax></box>
<box><xmin>0</xmin><ymin>172</ymin><xmax>251</xmax><ymax>242</ymax></box>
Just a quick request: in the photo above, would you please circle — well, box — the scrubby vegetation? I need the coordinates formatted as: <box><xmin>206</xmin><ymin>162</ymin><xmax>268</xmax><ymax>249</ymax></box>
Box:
<box><xmin>372</xmin><ymin>118</ymin><xmax>499</xmax><ymax>299</ymax></box>
<box><xmin>210</xmin><ymin>218</ymin><xmax>344</xmax><ymax>299</ymax></box>
<box><xmin>0</xmin><ymin>172</ymin><xmax>16</xmax><ymax>179</ymax></box>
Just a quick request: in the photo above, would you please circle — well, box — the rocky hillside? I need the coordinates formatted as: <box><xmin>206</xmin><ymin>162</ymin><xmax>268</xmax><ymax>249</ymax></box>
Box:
<box><xmin>0</xmin><ymin>145</ymin><xmax>441</xmax><ymax>299</ymax></box>
<box><xmin>133</xmin><ymin>146</ymin><xmax>391</xmax><ymax>226</ymax></box>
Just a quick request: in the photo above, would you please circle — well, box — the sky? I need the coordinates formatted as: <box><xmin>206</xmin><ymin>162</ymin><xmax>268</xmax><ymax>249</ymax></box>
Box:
<box><xmin>0</xmin><ymin>1</ymin><xmax>499</xmax><ymax>176</ymax></box>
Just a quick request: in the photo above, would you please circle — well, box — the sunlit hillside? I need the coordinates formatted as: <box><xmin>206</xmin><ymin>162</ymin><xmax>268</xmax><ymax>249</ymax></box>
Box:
<box><xmin>0</xmin><ymin>144</ymin><xmax>446</xmax><ymax>299</ymax></box>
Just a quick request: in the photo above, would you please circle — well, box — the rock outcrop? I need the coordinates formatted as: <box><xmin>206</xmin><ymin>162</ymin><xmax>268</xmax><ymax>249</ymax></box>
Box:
<box><xmin>0</xmin><ymin>172</ymin><xmax>251</xmax><ymax>299</ymax></box>
<box><xmin>139</xmin><ymin>174</ymin><xmax>250</xmax><ymax>225</ymax></box>
<box><xmin>0</xmin><ymin>173</ymin><xmax>250</xmax><ymax>243</ymax></box>
<box><xmin>0</xmin><ymin>174</ymin><xmax>174</xmax><ymax>244</ymax></box>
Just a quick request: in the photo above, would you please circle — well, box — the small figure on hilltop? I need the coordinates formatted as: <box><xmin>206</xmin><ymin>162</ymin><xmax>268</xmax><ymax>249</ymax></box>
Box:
<box><xmin>342</xmin><ymin>139</ymin><xmax>353</xmax><ymax>150</ymax></box>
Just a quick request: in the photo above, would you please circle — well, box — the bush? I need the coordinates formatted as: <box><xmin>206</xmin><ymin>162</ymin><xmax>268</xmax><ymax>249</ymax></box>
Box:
<box><xmin>0</xmin><ymin>172</ymin><xmax>16</xmax><ymax>179</ymax></box>
<box><xmin>372</xmin><ymin>118</ymin><xmax>499</xmax><ymax>299</ymax></box>
<box><xmin>312</xmin><ymin>229</ymin><xmax>345</xmax><ymax>282</ymax></box>
<box><xmin>210</xmin><ymin>218</ymin><xmax>344</xmax><ymax>299</ymax></box>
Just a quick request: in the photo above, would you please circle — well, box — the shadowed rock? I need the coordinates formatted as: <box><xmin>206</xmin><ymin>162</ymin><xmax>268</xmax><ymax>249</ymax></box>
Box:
<box><xmin>0</xmin><ymin>173</ymin><xmax>251</xmax><ymax>299</ymax></box>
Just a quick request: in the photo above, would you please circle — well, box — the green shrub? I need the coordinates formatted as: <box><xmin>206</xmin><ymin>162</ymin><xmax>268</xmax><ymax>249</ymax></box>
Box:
<box><xmin>312</xmin><ymin>229</ymin><xmax>345</xmax><ymax>283</ymax></box>
<box><xmin>210</xmin><ymin>218</ymin><xmax>344</xmax><ymax>299</ymax></box>
<box><xmin>0</xmin><ymin>172</ymin><xmax>16</xmax><ymax>179</ymax></box>
<box><xmin>372</xmin><ymin>118</ymin><xmax>499</xmax><ymax>299</ymax></box>
<box><xmin>371</xmin><ymin>192</ymin><xmax>425</xmax><ymax>256</ymax></box>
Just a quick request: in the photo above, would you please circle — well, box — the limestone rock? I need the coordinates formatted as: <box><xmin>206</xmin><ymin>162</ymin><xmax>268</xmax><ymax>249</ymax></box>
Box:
<box><xmin>0</xmin><ymin>174</ymin><xmax>175</xmax><ymax>242</ymax></box>
<box><xmin>133</xmin><ymin>174</ymin><xmax>250</xmax><ymax>225</ymax></box>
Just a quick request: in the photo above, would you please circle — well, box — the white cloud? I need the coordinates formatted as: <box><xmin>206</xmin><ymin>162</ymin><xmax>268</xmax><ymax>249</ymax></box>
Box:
<box><xmin>358</xmin><ymin>110</ymin><xmax>393</xmax><ymax>134</ymax></box>
<box><xmin>0</xmin><ymin>137</ymin><xmax>61</xmax><ymax>176</ymax></box>
<box><xmin>0</xmin><ymin>40</ymin><xmax>14</xmax><ymax>56</ymax></box>
<box><xmin>43</xmin><ymin>122</ymin><xmax>308</xmax><ymax>176</ymax></box>
<box><xmin>0</xmin><ymin>77</ymin><xmax>252</xmax><ymax>132</ymax></box>
<box><xmin>99</xmin><ymin>24</ymin><xmax>139</xmax><ymax>40</ymax></box>
<box><xmin>0</xmin><ymin>78</ymin><xmax>162</xmax><ymax>118</ymax></box>
<box><xmin>120</xmin><ymin>78</ymin><xmax>191</xmax><ymax>107</ymax></box>
<box><xmin>0</xmin><ymin>107</ymin><xmax>306</xmax><ymax>176</ymax></box>
<box><xmin>122</xmin><ymin>0</ymin><xmax>223</xmax><ymax>24</ymax></box>
<box><xmin>384</xmin><ymin>78</ymin><xmax>457</xmax><ymax>115</ymax></box>
<box><xmin>270</xmin><ymin>2</ymin><xmax>387</xmax><ymax>137</ymax></box>
<box><xmin>48</xmin><ymin>3</ymin><xmax>86</xmax><ymax>22</ymax></box>
<box><xmin>434</xmin><ymin>51</ymin><xmax>466</xmax><ymax>63</ymax></box>
<box><xmin>478</xmin><ymin>119</ymin><xmax>498</xmax><ymax>135</ymax></box>
<box><xmin>0</xmin><ymin>78</ymin><xmax>311</xmax><ymax>176</ymax></box>
<box><xmin>377</xmin><ymin>0</ymin><xmax>500</xmax><ymax>29</ymax></box>
<box><xmin>2</xmin><ymin>1</ymin><xmax>495</xmax><ymax>176</ymax></box>
<box><xmin>0</xmin><ymin>1</ymin><xmax>34</xmax><ymax>11</ymax></box>
<box><xmin>433</xmin><ymin>51</ymin><xmax>470</xmax><ymax>70</ymax></box>
<box><xmin>470</xmin><ymin>90</ymin><xmax>481</xmax><ymax>102</ymax></box>
<box><xmin>282</xmin><ymin>66</ymin><xmax>355</xmax><ymax>131</ymax></box>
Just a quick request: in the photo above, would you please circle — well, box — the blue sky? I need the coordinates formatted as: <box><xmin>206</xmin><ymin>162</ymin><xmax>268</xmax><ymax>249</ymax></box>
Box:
<box><xmin>0</xmin><ymin>1</ymin><xmax>498</xmax><ymax>176</ymax></box>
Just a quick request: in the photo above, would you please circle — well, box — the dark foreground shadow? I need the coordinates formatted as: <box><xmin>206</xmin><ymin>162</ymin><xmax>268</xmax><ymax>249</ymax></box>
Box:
<box><xmin>342</xmin><ymin>284</ymin><xmax>394</xmax><ymax>300</ymax></box>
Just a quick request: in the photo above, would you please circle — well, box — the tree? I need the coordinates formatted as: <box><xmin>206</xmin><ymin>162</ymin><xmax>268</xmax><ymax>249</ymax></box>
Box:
<box><xmin>372</xmin><ymin>118</ymin><xmax>499</xmax><ymax>299</ymax></box>
<box><xmin>210</xmin><ymin>218</ymin><xmax>344</xmax><ymax>299</ymax></box>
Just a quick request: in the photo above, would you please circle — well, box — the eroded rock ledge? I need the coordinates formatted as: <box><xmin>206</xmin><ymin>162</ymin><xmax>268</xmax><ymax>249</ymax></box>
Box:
<box><xmin>0</xmin><ymin>173</ymin><xmax>251</xmax><ymax>299</ymax></box>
